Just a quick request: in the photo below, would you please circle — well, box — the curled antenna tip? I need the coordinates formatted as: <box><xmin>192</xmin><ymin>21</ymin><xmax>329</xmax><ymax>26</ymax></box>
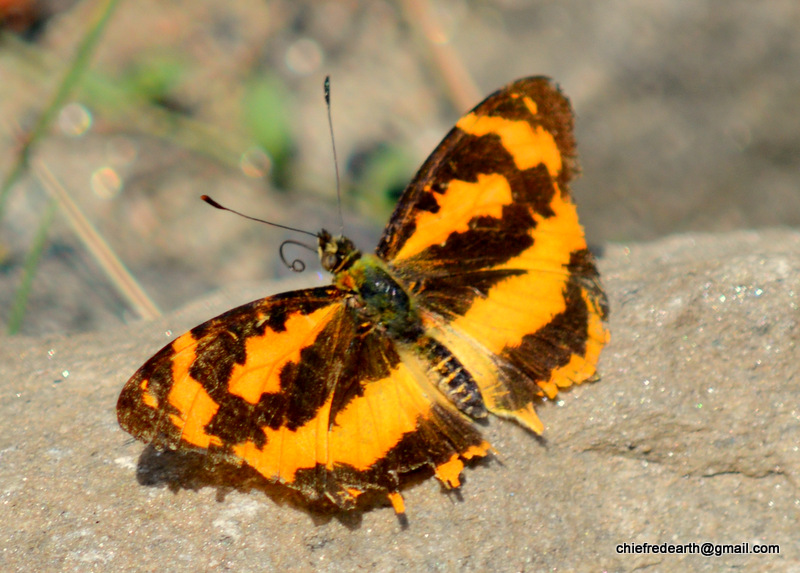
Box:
<box><xmin>280</xmin><ymin>239</ymin><xmax>315</xmax><ymax>272</ymax></box>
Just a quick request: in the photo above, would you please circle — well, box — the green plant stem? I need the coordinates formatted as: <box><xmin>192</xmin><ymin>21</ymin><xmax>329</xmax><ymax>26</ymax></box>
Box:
<box><xmin>7</xmin><ymin>199</ymin><xmax>58</xmax><ymax>334</ymax></box>
<box><xmin>2</xmin><ymin>0</ymin><xmax>122</xmax><ymax>334</ymax></box>
<box><xmin>0</xmin><ymin>0</ymin><xmax>122</xmax><ymax>223</ymax></box>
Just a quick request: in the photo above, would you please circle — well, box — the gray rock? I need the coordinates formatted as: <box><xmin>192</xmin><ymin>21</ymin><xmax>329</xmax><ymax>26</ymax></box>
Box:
<box><xmin>1</xmin><ymin>230</ymin><xmax>797</xmax><ymax>572</ymax></box>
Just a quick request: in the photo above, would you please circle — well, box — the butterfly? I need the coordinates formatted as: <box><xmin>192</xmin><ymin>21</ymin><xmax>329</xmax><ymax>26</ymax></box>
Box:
<box><xmin>117</xmin><ymin>76</ymin><xmax>609</xmax><ymax>516</ymax></box>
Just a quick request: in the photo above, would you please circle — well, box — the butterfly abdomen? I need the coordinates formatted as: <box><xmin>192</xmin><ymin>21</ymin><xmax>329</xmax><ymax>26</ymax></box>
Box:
<box><xmin>340</xmin><ymin>254</ymin><xmax>489</xmax><ymax>421</ymax></box>
<box><xmin>414</xmin><ymin>335</ymin><xmax>488</xmax><ymax>420</ymax></box>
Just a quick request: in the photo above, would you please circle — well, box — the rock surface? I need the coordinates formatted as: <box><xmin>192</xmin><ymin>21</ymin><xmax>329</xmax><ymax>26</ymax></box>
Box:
<box><xmin>1</xmin><ymin>229</ymin><xmax>798</xmax><ymax>572</ymax></box>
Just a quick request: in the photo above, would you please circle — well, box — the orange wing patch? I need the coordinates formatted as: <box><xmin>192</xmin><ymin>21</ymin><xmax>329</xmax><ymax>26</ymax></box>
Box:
<box><xmin>118</xmin><ymin>76</ymin><xmax>608</xmax><ymax>517</ymax></box>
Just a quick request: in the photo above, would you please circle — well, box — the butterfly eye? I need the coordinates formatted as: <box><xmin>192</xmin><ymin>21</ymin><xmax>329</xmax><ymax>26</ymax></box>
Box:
<box><xmin>321</xmin><ymin>252</ymin><xmax>339</xmax><ymax>271</ymax></box>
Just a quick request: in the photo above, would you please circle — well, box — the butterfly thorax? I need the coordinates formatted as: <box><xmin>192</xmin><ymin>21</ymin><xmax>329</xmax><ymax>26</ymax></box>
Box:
<box><xmin>318</xmin><ymin>230</ymin><xmax>421</xmax><ymax>340</ymax></box>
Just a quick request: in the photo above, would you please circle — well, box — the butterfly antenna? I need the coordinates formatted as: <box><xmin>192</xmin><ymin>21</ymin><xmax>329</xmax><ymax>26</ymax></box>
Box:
<box><xmin>324</xmin><ymin>76</ymin><xmax>345</xmax><ymax>235</ymax></box>
<box><xmin>202</xmin><ymin>195</ymin><xmax>320</xmax><ymax>272</ymax></box>
<box><xmin>201</xmin><ymin>195</ymin><xmax>317</xmax><ymax>238</ymax></box>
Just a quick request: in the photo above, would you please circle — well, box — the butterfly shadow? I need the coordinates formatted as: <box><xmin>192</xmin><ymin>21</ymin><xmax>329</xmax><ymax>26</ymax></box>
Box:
<box><xmin>132</xmin><ymin>444</ymin><xmax>466</xmax><ymax>529</ymax></box>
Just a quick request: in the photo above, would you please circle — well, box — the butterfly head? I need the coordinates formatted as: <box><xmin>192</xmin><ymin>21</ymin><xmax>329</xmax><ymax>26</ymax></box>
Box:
<box><xmin>318</xmin><ymin>230</ymin><xmax>361</xmax><ymax>274</ymax></box>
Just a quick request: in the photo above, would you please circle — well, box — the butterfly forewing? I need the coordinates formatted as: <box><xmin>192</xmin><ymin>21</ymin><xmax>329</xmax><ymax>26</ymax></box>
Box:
<box><xmin>376</xmin><ymin>77</ymin><xmax>609</xmax><ymax>432</ymax></box>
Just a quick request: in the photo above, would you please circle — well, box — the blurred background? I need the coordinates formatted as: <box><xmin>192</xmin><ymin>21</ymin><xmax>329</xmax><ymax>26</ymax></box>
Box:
<box><xmin>0</xmin><ymin>0</ymin><xmax>798</xmax><ymax>336</ymax></box>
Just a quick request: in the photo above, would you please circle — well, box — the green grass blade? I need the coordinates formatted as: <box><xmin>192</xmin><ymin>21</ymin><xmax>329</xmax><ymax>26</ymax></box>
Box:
<box><xmin>6</xmin><ymin>199</ymin><xmax>58</xmax><ymax>334</ymax></box>
<box><xmin>0</xmin><ymin>0</ymin><xmax>123</xmax><ymax>223</ymax></box>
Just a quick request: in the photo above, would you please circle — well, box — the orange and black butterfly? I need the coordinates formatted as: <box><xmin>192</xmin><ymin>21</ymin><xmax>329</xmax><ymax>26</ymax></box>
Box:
<box><xmin>117</xmin><ymin>77</ymin><xmax>609</xmax><ymax>516</ymax></box>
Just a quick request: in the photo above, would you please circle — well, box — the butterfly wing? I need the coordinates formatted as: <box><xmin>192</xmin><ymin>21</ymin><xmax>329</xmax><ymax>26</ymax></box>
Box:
<box><xmin>118</xmin><ymin>286</ymin><xmax>487</xmax><ymax>511</ymax></box>
<box><xmin>376</xmin><ymin>76</ymin><xmax>609</xmax><ymax>432</ymax></box>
